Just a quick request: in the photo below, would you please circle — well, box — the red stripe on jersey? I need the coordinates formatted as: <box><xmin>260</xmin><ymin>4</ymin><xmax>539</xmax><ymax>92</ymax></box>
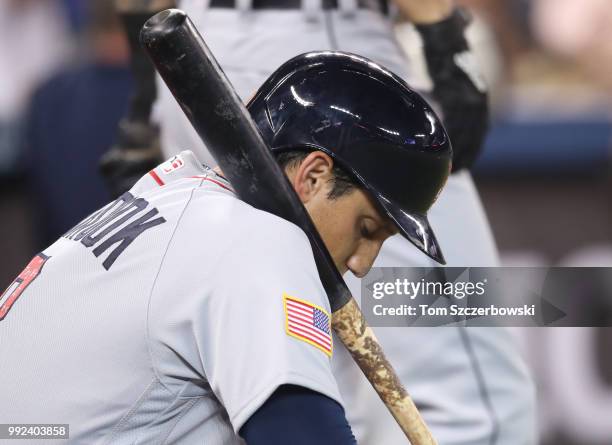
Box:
<box><xmin>190</xmin><ymin>176</ymin><xmax>234</xmax><ymax>192</ymax></box>
<box><xmin>149</xmin><ymin>170</ymin><xmax>164</xmax><ymax>186</ymax></box>
<box><xmin>200</xmin><ymin>177</ymin><xmax>233</xmax><ymax>192</ymax></box>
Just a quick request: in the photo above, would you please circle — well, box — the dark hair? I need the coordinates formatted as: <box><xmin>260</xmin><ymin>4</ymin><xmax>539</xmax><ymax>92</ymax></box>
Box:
<box><xmin>275</xmin><ymin>149</ymin><xmax>358</xmax><ymax>200</ymax></box>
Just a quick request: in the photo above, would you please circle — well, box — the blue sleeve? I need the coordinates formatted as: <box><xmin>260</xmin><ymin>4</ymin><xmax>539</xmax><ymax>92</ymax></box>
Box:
<box><xmin>240</xmin><ymin>384</ymin><xmax>357</xmax><ymax>445</ymax></box>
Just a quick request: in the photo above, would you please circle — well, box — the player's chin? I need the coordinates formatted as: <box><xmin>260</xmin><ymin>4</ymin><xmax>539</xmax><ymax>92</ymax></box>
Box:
<box><xmin>351</xmin><ymin>269</ymin><xmax>368</xmax><ymax>279</ymax></box>
<box><xmin>335</xmin><ymin>262</ymin><xmax>349</xmax><ymax>277</ymax></box>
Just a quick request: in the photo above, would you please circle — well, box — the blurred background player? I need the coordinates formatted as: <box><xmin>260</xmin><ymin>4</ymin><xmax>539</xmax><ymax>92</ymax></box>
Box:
<box><xmin>0</xmin><ymin>0</ymin><xmax>70</xmax><ymax>177</ymax></box>
<box><xmin>26</xmin><ymin>0</ymin><xmax>132</xmax><ymax>247</ymax></box>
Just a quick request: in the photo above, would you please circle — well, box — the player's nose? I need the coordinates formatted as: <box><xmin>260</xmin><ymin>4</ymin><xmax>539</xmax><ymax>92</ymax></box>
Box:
<box><xmin>346</xmin><ymin>242</ymin><xmax>382</xmax><ymax>278</ymax></box>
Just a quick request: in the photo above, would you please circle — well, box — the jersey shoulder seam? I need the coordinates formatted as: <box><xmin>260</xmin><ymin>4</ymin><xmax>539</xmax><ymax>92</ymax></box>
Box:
<box><xmin>144</xmin><ymin>186</ymin><xmax>199</xmax><ymax>397</ymax></box>
<box><xmin>160</xmin><ymin>397</ymin><xmax>202</xmax><ymax>444</ymax></box>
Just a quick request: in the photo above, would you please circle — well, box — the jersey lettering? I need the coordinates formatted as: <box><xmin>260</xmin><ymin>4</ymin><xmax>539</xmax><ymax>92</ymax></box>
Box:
<box><xmin>63</xmin><ymin>192</ymin><xmax>166</xmax><ymax>270</ymax></box>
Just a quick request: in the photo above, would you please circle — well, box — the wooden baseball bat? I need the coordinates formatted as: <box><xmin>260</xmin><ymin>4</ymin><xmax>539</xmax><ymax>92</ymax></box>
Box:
<box><xmin>141</xmin><ymin>9</ymin><xmax>436</xmax><ymax>444</ymax></box>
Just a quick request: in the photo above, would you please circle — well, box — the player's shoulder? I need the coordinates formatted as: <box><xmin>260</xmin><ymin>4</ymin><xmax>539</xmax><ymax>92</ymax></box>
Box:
<box><xmin>142</xmin><ymin>150</ymin><xmax>313</xmax><ymax>261</ymax></box>
<box><xmin>190</xmin><ymin>182</ymin><xmax>312</xmax><ymax>255</ymax></box>
<box><xmin>127</xmin><ymin>150</ymin><xmax>236</xmax><ymax>217</ymax></box>
<box><xmin>130</xmin><ymin>150</ymin><xmax>209</xmax><ymax>196</ymax></box>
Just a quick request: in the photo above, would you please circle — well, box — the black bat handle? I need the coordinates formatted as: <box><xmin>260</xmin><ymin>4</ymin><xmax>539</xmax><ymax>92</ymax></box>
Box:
<box><xmin>140</xmin><ymin>9</ymin><xmax>351</xmax><ymax>311</ymax></box>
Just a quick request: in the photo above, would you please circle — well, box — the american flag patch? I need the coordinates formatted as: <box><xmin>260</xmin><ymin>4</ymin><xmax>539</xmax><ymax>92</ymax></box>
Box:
<box><xmin>283</xmin><ymin>294</ymin><xmax>332</xmax><ymax>357</ymax></box>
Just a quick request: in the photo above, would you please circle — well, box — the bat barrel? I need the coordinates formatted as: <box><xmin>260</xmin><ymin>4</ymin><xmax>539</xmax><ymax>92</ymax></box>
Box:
<box><xmin>141</xmin><ymin>8</ymin><xmax>184</xmax><ymax>39</ymax></box>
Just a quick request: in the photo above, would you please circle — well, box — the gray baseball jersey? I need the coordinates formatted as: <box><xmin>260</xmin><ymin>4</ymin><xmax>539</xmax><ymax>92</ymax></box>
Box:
<box><xmin>0</xmin><ymin>151</ymin><xmax>342</xmax><ymax>444</ymax></box>
<box><xmin>154</xmin><ymin>2</ymin><xmax>537</xmax><ymax>444</ymax></box>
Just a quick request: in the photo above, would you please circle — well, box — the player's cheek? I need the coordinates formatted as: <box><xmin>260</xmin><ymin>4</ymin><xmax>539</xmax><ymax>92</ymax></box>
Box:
<box><xmin>364</xmin><ymin>242</ymin><xmax>381</xmax><ymax>272</ymax></box>
<box><xmin>332</xmin><ymin>231</ymin><xmax>356</xmax><ymax>274</ymax></box>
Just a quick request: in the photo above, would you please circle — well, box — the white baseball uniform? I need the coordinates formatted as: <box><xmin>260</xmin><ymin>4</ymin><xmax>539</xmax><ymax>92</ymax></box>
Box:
<box><xmin>0</xmin><ymin>151</ymin><xmax>342</xmax><ymax>444</ymax></box>
<box><xmin>154</xmin><ymin>2</ymin><xmax>537</xmax><ymax>444</ymax></box>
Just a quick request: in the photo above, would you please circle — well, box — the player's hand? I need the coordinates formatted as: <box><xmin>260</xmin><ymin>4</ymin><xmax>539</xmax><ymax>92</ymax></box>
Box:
<box><xmin>99</xmin><ymin>120</ymin><xmax>163</xmax><ymax>198</ymax></box>
<box><xmin>414</xmin><ymin>7</ymin><xmax>489</xmax><ymax>172</ymax></box>
<box><xmin>392</xmin><ymin>0</ymin><xmax>454</xmax><ymax>24</ymax></box>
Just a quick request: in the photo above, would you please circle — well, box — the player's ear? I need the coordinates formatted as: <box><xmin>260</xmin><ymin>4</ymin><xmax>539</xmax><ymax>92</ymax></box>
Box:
<box><xmin>292</xmin><ymin>151</ymin><xmax>334</xmax><ymax>204</ymax></box>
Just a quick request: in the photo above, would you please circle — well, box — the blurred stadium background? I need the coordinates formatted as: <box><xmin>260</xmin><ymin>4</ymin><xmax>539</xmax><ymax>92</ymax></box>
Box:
<box><xmin>0</xmin><ymin>1</ymin><xmax>610</xmax><ymax>443</ymax></box>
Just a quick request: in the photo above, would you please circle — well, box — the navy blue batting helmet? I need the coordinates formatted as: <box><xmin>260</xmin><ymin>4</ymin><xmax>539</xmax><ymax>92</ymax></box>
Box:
<box><xmin>247</xmin><ymin>51</ymin><xmax>452</xmax><ymax>264</ymax></box>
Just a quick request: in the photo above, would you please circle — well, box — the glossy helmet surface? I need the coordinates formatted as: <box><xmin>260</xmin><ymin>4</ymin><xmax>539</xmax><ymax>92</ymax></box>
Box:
<box><xmin>247</xmin><ymin>51</ymin><xmax>452</xmax><ymax>263</ymax></box>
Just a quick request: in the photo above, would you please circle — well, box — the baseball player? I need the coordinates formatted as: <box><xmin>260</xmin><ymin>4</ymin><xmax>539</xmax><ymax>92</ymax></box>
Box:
<box><xmin>146</xmin><ymin>1</ymin><xmax>537</xmax><ymax>444</ymax></box>
<box><xmin>0</xmin><ymin>53</ymin><xmax>451</xmax><ymax>444</ymax></box>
